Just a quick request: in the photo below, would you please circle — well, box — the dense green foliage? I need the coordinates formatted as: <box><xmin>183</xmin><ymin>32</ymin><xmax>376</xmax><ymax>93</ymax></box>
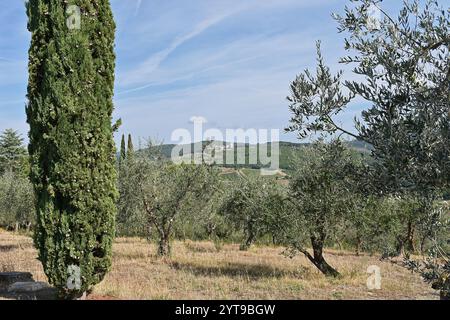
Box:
<box><xmin>26</xmin><ymin>0</ymin><xmax>118</xmax><ymax>296</ymax></box>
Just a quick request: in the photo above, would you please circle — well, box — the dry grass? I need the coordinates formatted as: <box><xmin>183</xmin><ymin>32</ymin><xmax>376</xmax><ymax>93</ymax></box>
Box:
<box><xmin>0</xmin><ymin>229</ymin><xmax>438</xmax><ymax>300</ymax></box>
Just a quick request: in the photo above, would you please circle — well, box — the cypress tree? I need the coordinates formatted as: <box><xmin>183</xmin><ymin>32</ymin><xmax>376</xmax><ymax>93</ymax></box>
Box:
<box><xmin>26</xmin><ymin>0</ymin><xmax>118</xmax><ymax>297</ymax></box>
<box><xmin>126</xmin><ymin>134</ymin><xmax>134</xmax><ymax>160</ymax></box>
<box><xmin>120</xmin><ymin>134</ymin><xmax>126</xmax><ymax>165</ymax></box>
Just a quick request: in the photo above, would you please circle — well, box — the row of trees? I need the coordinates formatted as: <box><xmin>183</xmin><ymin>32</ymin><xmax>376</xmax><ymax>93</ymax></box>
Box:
<box><xmin>115</xmin><ymin>139</ymin><xmax>448</xmax><ymax>270</ymax></box>
<box><xmin>2</xmin><ymin>130</ymin><xmax>445</xmax><ymax>296</ymax></box>
<box><xmin>2</xmin><ymin>127</ymin><xmax>446</xmax><ymax>292</ymax></box>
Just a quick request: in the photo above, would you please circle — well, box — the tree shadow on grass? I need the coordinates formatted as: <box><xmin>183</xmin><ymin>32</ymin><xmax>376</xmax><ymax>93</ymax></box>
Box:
<box><xmin>169</xmin><ymin>261</ymin><xmax>310</xmax><ymax>280</ymax></box>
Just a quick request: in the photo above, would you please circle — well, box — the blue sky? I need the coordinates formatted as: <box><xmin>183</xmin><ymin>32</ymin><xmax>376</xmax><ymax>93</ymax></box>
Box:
<box><xmin>0</xmin><ymin>0</ymin><xmax>400</xmax><ymax>145</ymax></box>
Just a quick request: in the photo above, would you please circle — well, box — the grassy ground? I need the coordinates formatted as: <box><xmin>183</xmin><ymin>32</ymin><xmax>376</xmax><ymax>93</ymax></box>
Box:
<box><xmin>0</xmin><ymin>229</ymin><xmax>438</xmax><ymax>300</ymax></box>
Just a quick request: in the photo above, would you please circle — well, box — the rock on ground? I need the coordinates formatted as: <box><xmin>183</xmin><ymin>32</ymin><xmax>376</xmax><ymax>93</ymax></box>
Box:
<box><xmin>0</xmin><ymin>272</ymin><xmax>33</xmax><ymax>289</ymax></box>
<box><xmin>0</xmin><ymin>272</ymin><xmax>57</xmax><ymax>300</ymax></box>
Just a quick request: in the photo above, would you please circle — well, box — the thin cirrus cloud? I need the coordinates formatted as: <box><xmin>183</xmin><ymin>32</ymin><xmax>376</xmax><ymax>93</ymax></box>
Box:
<box><xmin>116</xmin><ymin>31</ymin><xmax>314</xmax><ymax>95</ymax></box>
<box><xmin>134</xmin><ymin>0</ymin><xmax>142</xmax><ymax>15</ymax></box>
<box><xmin>120</xmin><ymin>6</ymin><xmax>248</xmax><ymax>88</ymax></box>
<box><xmin>117</xmin><ymin>0</ymin><xmax>333</xmax><ymax>90</ymax></box>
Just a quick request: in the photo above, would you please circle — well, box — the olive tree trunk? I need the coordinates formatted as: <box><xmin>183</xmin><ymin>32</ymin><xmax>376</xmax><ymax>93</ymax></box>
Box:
<box><xmin>157</xmin><ymin>234</ymin><xmax>171</xmax><ymax>257</ymax></box>
<box><xmin>240</xmin><ymin>225</ymin><xmax>256</xmax><ymax>251</ymax></box>
<box><xmin>301</xmin><ymin>236</ymin><xmax>340</xmax><ymax>278</ymax></box>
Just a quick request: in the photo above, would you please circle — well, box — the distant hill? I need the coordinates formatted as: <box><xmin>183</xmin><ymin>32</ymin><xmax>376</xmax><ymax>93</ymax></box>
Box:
<box><xmin>137</xmin><ymin>140</ymin><xmax>372</xmax><ymax>171</ymax></box>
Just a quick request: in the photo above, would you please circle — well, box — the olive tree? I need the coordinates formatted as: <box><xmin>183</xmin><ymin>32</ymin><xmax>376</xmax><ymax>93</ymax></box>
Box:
<box><xmin>405</xmin><ymin>201</ymin><xmax>449</xmax><ymax>300</ymax></box>
<box><xmin>285</xmin><ymin>140</ymin><xmax>356</xmax><ymax>277</ymax></box>
<box><xmin>286</xmin><ymin>0</ymin><xmax>449</xmax><ymax>295</ymax></box>
<box><xmin>0</xmin><ymin>171</ymin><xmax>35</xmax><ymax>232</ymax></box>
<box><xmin>334</xmin><ymin>0</ymin><xmax>449</xmax><ymax>297</ymax></box>
<box><xmin>116</xmin><ymin>157</ymin><xmax>146</xmax><ymax>237</ymax></box>
<box><xmin>219</xmin><ymin>176</ymin><xmax>287</xmax><ymax>250</ymax></box>
<box><xmin>179</xmin><ymin>184</ymin><xmax>231</xmax><ymax>242</ymax></box>
<box><xmin>134</xmin><ymin>154</ymin><xmax>220</xmax><ymax>256</ymax></box>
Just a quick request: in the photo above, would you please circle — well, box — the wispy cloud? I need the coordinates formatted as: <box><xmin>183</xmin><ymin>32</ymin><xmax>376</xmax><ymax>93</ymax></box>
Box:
<box><xmin>121</xmin><ymin>6</ymin><xmax>247</xmax><ymax>87</ymax></box>
<box><xmin>134</xmin><ymin>0</ymin><xmax>142</xmax><ymax>16</ymax></box>
<box><xmin>117</xmin><ymin>54</ymin><xmax>266</xmax><ymax>95</ymax></box>
<box><xmin>117</xmin><ymin>31</ymin><xmax>316</xmax><ymax>95</ymax></box>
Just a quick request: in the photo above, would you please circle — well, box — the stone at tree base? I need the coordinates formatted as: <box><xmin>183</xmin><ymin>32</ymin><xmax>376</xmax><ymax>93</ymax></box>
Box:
<box><xmin>0</xmin><ymin>272</ymin><xmax>33</xmax><ymax>289</ymax></box>
<box><xmin>8</xmin><ymin>281</ymin><xmax>50</xmax><ymax>292</ymax></box>
<box><xmin>6</xmin><ymin>281</ymin><xmax>57</xmax><ymax>300</ymax></box>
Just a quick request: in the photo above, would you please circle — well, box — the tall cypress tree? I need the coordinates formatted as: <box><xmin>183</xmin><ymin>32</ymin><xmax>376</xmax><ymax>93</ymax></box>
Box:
<box><xmin>126</xmin><ymin>134</ymin><xmax>134</xmax><ymax>160</ymax></box>
<box><xmin>26</xmin><ymin>0</ymin><xmax>117</xmax><ymax>297</ymax></box>
<box><xmin>120</xmin><ymin>134</ymin><xmax>126</xmax><ymax>165</ymax></box>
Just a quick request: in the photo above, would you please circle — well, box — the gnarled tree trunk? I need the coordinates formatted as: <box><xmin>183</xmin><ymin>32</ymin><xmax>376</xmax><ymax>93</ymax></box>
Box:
<box><xmin>405</xmin><ymin>221</ymin><xmax>416</xmax><ymax>253</ymax></box>
<box><xmin>301</xmin><ymin>235</ymin><xmax>340</xmax><ymax>278</ymax></box>
<box><xmin>158</xmin><ymin>234</ymin><xmax>171</xmax><ymax>257</ymax></box>
<box><xmin>355</xmin><ymin>234</ymin><xmax>362</xmax><ymax>256</ymax></box>
<box><xmin>240</xmin><ymin>226</ymin><xmax>255</xmax><ymax>251</ymax></box>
